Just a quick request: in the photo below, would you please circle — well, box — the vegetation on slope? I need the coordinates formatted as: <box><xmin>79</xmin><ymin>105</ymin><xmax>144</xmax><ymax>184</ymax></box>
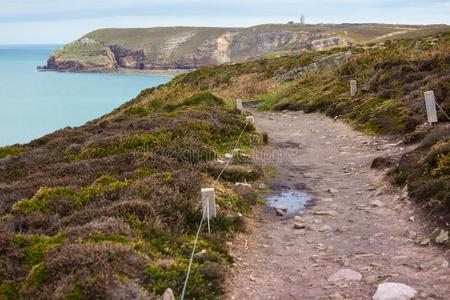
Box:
<box><xmin>262</xmin><ymin>33</ymin><xmax>450</xmax><ymax>135</ymax></box>
<box><xmin>393</xmin><ymin>127</ymin><xmax>450</xmax><ymax>220</ymax></box>
<box><xmin>85</xmin><ymin>24</ymin><xmax>450</xmax><ymax>52</ymax></box>
<box><xmin>169</xmin><ymin>32</ymin><xmax>450</xmax><ymax>222</ymax></box>
<box><xmin>0</xmin><ymin>86</ymin><xmax>264</xmax><ymax>299</ymax></box>
<box><xmin>2</xmin><ymin>29</ymin><xmax>450</xmax><ymax>299</ymax></box>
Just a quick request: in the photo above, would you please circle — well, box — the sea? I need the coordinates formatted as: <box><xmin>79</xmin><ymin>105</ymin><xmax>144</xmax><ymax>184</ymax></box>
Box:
<box><xmin>0</xmin><ymin>45</ymin><xmax>171</xmax><ymax>147</ymax></box>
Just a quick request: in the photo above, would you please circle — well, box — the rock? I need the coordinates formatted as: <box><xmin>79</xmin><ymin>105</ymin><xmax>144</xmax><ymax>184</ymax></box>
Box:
<box><xmin>420</xmin><ymin>257</ymin><xmax>449</xmax><ymax>270</ymax></box>
<box><xmin>224</xmin><ymin>153</ymin><xmax>233</xmax><ymax>159</ymax></box>
<box><xmin>329</xmin><ymin>293</ymin><xmax>346</xmax><ymax>300</ymax></box>
<box><xmin>327</xmin><ymin>269</ymin><xmax>362</xmax><ymax>282</ymax></box>
<box><xmin>162</xmin><ymin>288</ymin><xmax>175</xmax><ymax>300</ymax></box>
<box><xmin>274</xmin><ymin>206</ymin><xmax>287</xmax><ymax>216</ymax></box>
<box><xmin>406</xmin><ymin>231</ymin><xmax>417</xmax><ymax>239</ymax></box>
<box><xmin>370</xmin><ymin>200</ymin><xmax>384</xmax><ymax>207</ymax></box>
<box><xmin>364</xmin><ymin>275</ymin><xmax>379</xmax><ymax>285</ymax></box>
<box><xmin>319</xmin><ymin>197</ymin><xmax>334</xmax><ymax>202</ymax></box>
<box><xmin>419</xmin><ymin>238</ymin><xmax>430</xmax><ymax>246</ymax></box>
<box><xmin>328</xmin><ymin>188</ymin><xmax>339</xmax><ymax>194</ymax></box>
<box><xmin>258</xmin><ymin>183</ymin><xmax>268</xmax><ymax>189</ymax></box>
<box><xmin>275</xmin><ymin>208</ymin><xmax>285</xmax><ymax>216</ymax></box>
<box><xmin>435</xmin><ymin>230</ymin><xmax>449</xmax><ymax>244</ymax></box>
<box><xmin>293</xmin><ymin>223</ymin><xmax>307</xmax><ymax>229</ymax></box>
<box><xmin>295</xmin><ymin>229</ymin><xmax>307</xmax><ymax>235</ymax></box>
<box><xmin>318</xmin><ymin>225</ymin><xmax>332</xmax><ymax>232</ymax></box>
<box><xmin>400</xmin><ymin>185</ymin><xmax>409</xmax><ymax>199</ymax></box>
<box><xmin>235</xmin><ymin>182</ymin><xmax>251</xmax><ymax>187</ymax></box>
<box><xmin>294</xmin><ymin>216</ymin><xmax>305</xmax><ymax>222</ymax></box>
<box><xmin>274</xmin><ymin>205</ymin><xmax>287</xmax><ymax>212</ymax></box>
<box><xmin>314</xmin><ymin>210</ymin><xmax>337</xmax><ymax>216</ymax></box>
<box><xmin>372</xmin><ymin>282</ymin><xmax>417</xmax><ymax>300</ymax></box>
<box><xmin>194</xmin><ymin>249</ymin><xmax>207</xmax><ymax>259</ymax></box>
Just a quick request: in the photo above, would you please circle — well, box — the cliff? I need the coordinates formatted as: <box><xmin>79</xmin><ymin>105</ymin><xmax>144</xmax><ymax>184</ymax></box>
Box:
<box><xmin>45</xmin><ymin>24</ymin><xmax>449</xmax><ymax>72</ymax></box>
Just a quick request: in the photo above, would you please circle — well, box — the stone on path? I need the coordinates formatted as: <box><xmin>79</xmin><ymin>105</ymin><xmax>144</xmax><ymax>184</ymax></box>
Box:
<box><xmin>329</xmin><ymin>293</ymin><xmax>346</xmax><ymax>300</ymax></box>
<box><xmin>328</xmin><ymin>188</ymin><xmax>339</xmax><ymax>194</ymax></box>
<box><xmin>420</xmin><ymin>257</ymin><xmax>449</xmax><ymax>270</ymax></box>
<box><xmin>314</xmin><ymin>210</ymin><xmax>337</xmax><ymax>216</ymax></box>
<box><xmin>293</xmin><ymin>223</ymin><xmax>307</xmax><ymax>229</ymax></box>
<box><xmin>435</xmin><ymin>230</ymin><xmax>448</xmax><ymax>244</ymax></box>
<box><xmin>275</xmin><ymin>208</ymin><xmax>285</xmax><ymax>216</ymax></box>
<box><xmin>319</xmin><ymin>197</ymin><xmax>334</xmax><ymax>202</ymax></box>
<box><xmin>162</xmin><ymin>288</ymin><xmax>175</xmax><ymax>300</ymax></box>
<box><xmin>372</xmin><ymin>282</ymin><xmax>417</xmax><ymax>300</ymax></box>
<box><xmin>419</xmin><ymin>238</ymin><xmax>430</xmax><ymax>246</ymax></box>
<box><xmin>327</xmin><ymin>268</ymin><xmax>362</xmax><ymax>282</ymax></box>
<box><xmin>294</xmin><ymin>216</ymin><xmax>304</xmax><ymax>222</ymax></box>
<box><xmin>318</xmin><ymin>225</ymin><xmax>331</xmax><ymax>232</ymax></box>
<box><xmin>274</xmin><ymin>205</ymin><xmax>287</xmax><ymax>212</ymax></box>
<box><xmin>274</xmin><ymin>205</ymin><xmax>287</xmax><ymax>216</ymax></box>
<box><xmin>370</xmin><ymin>200</ymin><xmax>384</xmax><ymax>207</ymax></box>
<box><xmin>406</xmin><ymin>230</ymin><xmax>417</xmax><ymax>239</ymax></box>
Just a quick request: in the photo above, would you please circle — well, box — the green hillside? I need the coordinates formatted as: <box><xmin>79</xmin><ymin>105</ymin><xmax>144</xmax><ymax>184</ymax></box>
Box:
<box><xmin>2</xmin><ymin>30</ymin><xmax>450</xmax><ymax>299</ymax></box>
<box><xmin>45</xmin><ymin>23</ymin><xmax>450</xmax><ymax>72</ymax></box>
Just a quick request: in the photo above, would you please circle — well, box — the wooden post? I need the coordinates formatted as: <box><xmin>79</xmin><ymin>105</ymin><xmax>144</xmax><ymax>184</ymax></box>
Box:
<box><xmin>424</xmin><ymin>91</ymin><xmax>438</xmax><ymax>124</ymax></box>
<box><xmin>236</xmin><ymin>99</ymin><xmax>243</xmax><ymax>110</ymax></box>
<box><xmin>350</xmin><ymin>80</ymin><xmax>357</xmax><ymax>97</ymax></box>
<box><xmin>246</xmin><ymin>116</ymin><xmax>255</xmax><ymax>125</ymax></box>
<box><xmin>201</xmin><ymin>188</ymin><xmax>216</xmax><ymax>220</ymax></box>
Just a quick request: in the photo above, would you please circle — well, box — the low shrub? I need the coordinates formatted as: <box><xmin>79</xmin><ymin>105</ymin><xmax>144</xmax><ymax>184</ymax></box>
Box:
<box><xmin>0</xmin><ymin>145</ymin><xmax>26</xmax><ymax>159</ymax></box>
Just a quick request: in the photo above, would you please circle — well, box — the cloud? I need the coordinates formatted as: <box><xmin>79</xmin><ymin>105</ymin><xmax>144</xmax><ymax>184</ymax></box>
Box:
<box><xmin>1</xmin><ymin>0</ymin><xmax>448</xmax><ymax>22</ymax></box>
<box><xmin>0</xmin><ymin>0</ymin><xmax>449</xmax><ymax>43</ymax></box>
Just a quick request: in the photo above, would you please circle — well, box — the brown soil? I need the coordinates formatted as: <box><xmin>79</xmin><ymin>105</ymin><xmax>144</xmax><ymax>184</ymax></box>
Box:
<box><xmin>227</xmin><ymin>110</ymin><xmax>450</xmax><ymax>299</ymax></box>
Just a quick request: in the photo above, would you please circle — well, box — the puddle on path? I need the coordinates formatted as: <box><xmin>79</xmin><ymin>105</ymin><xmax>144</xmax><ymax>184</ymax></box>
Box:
<box><xmin>266</xmin><ymin>190</ymin><xmax>311</xmax><ymax>216</ymax></box>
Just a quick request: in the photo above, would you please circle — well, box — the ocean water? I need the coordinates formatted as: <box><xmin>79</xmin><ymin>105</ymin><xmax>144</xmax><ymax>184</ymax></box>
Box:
<box><xmin>0</xmin><ymin>45</ymin><xmax>171</xmax><ymax>147</ymax></box>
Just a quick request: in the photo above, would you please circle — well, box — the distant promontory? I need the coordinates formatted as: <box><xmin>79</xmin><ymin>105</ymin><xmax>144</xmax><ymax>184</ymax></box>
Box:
<box><xmin>43</xmin><ymin>23</ymin><xmax>449</xmax><ymax>72</ymax></box>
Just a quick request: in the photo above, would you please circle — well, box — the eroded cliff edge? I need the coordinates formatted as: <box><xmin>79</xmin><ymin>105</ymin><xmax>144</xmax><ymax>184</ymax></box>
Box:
<box><xmin>45</xmin><ymin>25</ymin><xmax>350</xmax><ymax>72</ymax></box>
<box><xmin>44</xmin><ymin>23</ymin><xmax>449</xmax><ymax>72</ymax></box>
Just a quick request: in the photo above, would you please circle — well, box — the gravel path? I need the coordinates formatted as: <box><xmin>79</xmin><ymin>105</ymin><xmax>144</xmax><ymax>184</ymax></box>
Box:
<box><xmin>227</xmin><ymin>110</ymin><xmax>450</xmax><ymax>299</ymax></box>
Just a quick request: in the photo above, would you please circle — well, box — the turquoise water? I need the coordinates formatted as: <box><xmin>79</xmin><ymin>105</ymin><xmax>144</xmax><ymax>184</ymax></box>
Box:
<box><xmin>0</xmin><ymin>45</ymin><xmax>171</xmax><ymax>146</ymax></box>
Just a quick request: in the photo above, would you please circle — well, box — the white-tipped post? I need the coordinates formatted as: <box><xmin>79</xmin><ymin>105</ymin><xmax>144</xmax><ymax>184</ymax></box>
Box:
<box><xmin>236</xmin><ymin>99</ymin><xmax>243</xmax><ymax>111</ymax></box>
<box><xmin>246</xmin><ymin>116</ymin><xmax>255</xmax><ymax>125</ymax></box>
<box><xmin>424</xmin><ymin>90</ymin><xmax>438</xmax><ymax>124</ymax></box>
<box><xmin>350</xmin><ymin>80</ymin><xmax>357</xmax><ymax>97</ymax></box>
<box><xmin>350</xmin><ymin>80</ymin><xmax>358</xmax><ymax>97</ymax></box>
<box><xmin>201</xmin><ymin>187</ymin><xmax>216</xmax><ymax>234</ymax></box>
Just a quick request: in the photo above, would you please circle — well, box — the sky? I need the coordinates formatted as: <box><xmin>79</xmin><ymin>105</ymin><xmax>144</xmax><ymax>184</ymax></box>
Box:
<box><xmin>0</xmin><ymin>0</ymin><xmax>449</xmax><ymax>44</ymax></box>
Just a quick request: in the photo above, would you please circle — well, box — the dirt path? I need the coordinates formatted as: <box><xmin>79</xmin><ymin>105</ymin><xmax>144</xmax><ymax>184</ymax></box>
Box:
<box><xmin>228</xmin><ymin>110</ymin><xmax>450</xmax><ymax>299</ymax></box>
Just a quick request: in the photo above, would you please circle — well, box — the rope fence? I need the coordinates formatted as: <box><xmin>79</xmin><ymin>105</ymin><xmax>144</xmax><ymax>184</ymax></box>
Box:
<box><xmin>436</xmin><ymin>101</ymin><xmax>450</xmax><ymax>122</ymax></box>
<box><xmin>348</xmin><ymin>80</ymin><xmax>449</xmax><ymax>123</ymax></box>
<box><xmin>180</xmin><ymin>112</ymin><xmax>251</xmax><ymax>300</ymax></box>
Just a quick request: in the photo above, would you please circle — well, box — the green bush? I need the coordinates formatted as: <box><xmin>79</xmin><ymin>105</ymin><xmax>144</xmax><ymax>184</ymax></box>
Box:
<box><xmin>0</xmin><ymin>145</ymin><xmax>26</xmax><ymax>159</ymax></box>
<box><xmin>13</xmin><ymin>234</ymin><xmax>65</xmax><ymax>267</ymax></box>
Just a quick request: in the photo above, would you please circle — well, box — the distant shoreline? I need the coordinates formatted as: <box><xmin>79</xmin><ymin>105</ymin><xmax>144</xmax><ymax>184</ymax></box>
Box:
<box><xmin>114</xmin><ymin>68</ymin><xmax>190</xmax><ymax>77</ymax></box>
<box><xmin>37</xmin><ymin>67</ymin><xmax>191</xmax><ymax>77</ymax></box>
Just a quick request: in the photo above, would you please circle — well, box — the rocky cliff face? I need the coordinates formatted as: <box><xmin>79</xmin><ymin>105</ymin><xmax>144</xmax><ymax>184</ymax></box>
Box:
<box><xmin>46</xmin><ymin>25</ymin><xmax>352</xmax><ymax>72</ymax></box>
<box><xmin>45</xmin><ymin>24</ymin><xmax>450</xmax><ymax>72</ymax></box>
<box><xmin>47</xmin><ymin>38</ymin><xmax>116</xmax><ymax>72</ymax></box>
